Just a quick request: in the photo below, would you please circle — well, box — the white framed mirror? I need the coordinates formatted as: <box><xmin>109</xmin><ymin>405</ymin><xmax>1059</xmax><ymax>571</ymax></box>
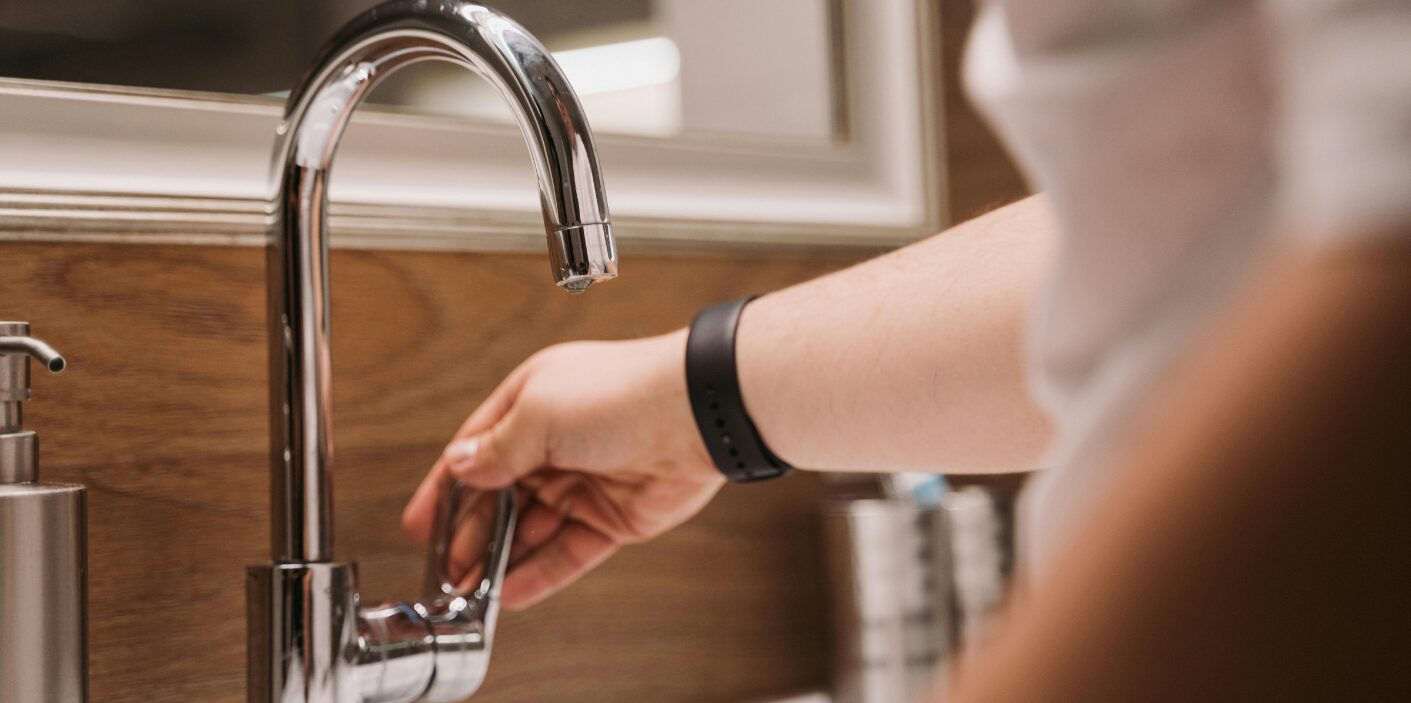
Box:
<box><xmin>0</xmin><ymin>0</ymin><xmax>946</xmax><ymax>251</ymax></box>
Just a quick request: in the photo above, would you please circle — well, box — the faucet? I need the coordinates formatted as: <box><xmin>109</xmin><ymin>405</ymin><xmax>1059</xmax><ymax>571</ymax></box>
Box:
<box><xmin>247</xmin><ymin>2</ymin><xmax>617</xmax><ymax>701</ymax></box>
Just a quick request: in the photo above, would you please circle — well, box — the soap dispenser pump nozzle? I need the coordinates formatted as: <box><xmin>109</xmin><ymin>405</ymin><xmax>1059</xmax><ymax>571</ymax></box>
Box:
<box><xmin>0</xmin><ymin>321</ymin><xmax>66</xmax><ymax>481</ymax></box>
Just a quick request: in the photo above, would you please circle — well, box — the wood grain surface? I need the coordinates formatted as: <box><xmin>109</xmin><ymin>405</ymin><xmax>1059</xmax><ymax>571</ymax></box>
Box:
<box><xmin>1</xmin><ymin>242</ymin><xmax>850</xmax><ymax>702</ymax></box>
<box><xmin>939</xmin><ymin>0</ymin><xmax>1031</xmax><ymax>221</ymax></box>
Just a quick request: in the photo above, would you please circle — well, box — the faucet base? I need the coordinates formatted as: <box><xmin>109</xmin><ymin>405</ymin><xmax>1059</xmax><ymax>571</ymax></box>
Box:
<box><xmin>247</xmin><ymin>562</ymin><xmax>359</xmax><ymax>703</ymax></box>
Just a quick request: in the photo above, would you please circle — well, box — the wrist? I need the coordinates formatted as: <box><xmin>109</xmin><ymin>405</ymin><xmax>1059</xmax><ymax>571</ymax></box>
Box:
<box><xmin>651</xmin><ymin>328</ymin><xmax>720</xmax><ymax>483</ymax></box>
<box><xmin>684</xmin><ymin>296</ymin><xmax>794</xmax><ymax>482</ymax></box>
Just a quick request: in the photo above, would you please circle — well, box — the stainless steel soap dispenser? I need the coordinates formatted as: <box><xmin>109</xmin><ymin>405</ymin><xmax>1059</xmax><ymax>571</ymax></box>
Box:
<box><xmin>0</xmin><ymin>322</ymin><xmax>84</xmax><ymax>703</ymax></box>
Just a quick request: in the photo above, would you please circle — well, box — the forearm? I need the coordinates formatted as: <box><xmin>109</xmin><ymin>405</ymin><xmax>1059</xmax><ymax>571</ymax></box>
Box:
<box><xmin>946</xmin><ymin>242</ymin><xmax>1411</xmax><ymax>701</ymax></box>
<box><xmin>736</xmin><ymin>194</ymin><xmax>1055</xmax><ymax>473</ymax></box>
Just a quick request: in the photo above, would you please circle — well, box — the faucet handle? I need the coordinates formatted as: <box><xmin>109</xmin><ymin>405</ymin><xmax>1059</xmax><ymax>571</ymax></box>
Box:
<box><xmin>426</xmin><ymin>480</ymin><xmax>515</xmax><ymax>600</ymax></box>
<box><xmin>357</xmin><ymin>481</ymin><xmax>517</xmax><ymax>702</ymax></box>
<box><xmin>420</xmin><ymin>481</ymin><xmax>517</xmax><ymax>700</ymax></box>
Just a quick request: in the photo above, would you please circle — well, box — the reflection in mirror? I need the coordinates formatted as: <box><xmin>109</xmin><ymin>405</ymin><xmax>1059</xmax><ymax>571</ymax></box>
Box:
<box><xmin>0</xmin><ymin>0</ymin><xmax>842</xmax><ymax>141</ymax></box>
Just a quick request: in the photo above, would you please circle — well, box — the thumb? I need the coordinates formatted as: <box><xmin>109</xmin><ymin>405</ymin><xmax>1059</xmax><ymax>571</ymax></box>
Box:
<box><xmin>444</xmin><ymin>412</ymin><xmax>546</xmax><ymax>490</ymax></box>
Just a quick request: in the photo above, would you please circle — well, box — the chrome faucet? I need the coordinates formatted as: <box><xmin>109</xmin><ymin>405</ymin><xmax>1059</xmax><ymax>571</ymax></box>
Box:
<box><xmin>248</xmin><ymin>2</ymin><xmax>616</xmax><ymax>701</ymax></box>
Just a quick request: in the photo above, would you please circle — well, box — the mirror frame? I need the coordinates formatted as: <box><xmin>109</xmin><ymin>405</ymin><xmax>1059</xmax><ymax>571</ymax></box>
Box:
<box><xmin>0</xmin><ymin>0</ymin><xmax>946</xmax><ymax>254</ymax></box>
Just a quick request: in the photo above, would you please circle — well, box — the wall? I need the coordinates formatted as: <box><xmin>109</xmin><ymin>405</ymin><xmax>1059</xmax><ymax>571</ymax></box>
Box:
<box><xmin>939</xmin><ymin>0</ymin><xmax>1031</xmax><ymax>220</ymax></box>
<box><xmin>2</xmin><ymin>242</ymin><xmax>854</xmax><ymax>702</ymax></box>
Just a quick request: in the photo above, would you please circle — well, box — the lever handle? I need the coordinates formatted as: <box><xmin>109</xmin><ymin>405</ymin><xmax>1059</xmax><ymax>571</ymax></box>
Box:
<box><xmin>419</xmin><ymin>481</ymin><xmax>517</xmax><ymax>700</ymax></box>
<box><xmin>357</xmin><ymin>481</ymin><xmax>517</xmax><ymax>702</ymax></box>
<box><xmin>427</xmin><ymin>479</ymin><xmax>517</xmax><ymax>602</ymax></box>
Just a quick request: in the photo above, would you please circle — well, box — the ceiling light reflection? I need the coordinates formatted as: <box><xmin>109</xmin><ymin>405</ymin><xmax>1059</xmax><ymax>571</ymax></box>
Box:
<box><xmin>552</xmin><ymin>37</ymin><xmax>681</xmax><ymax>96</ymax></box>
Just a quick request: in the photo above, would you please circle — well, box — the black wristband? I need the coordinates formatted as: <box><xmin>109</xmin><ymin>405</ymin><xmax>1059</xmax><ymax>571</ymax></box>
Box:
<box><xmin>685</xmin><ymin>296</ymin><xmax>794</xmax><ymax>483</ymax></box>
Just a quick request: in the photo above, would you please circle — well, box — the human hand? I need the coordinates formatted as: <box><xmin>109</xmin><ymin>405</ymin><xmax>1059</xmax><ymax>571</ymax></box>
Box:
<box><xmin>401</xmin><ymin>329</ymin><xmax>723</xmax><ymax>609</ymax></box>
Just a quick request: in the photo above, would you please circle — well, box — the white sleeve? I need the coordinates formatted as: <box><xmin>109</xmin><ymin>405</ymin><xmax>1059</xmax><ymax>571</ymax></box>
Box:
<box><xmin>1267</xmin><ymin>0</ymin><xmax>1411</xmax><ymax>244</ymax></box>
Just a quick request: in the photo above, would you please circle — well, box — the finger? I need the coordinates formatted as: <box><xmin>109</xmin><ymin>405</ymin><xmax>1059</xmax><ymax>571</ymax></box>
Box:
<box><xmin>401</xmin><ymin>361</ymin><xmax>532</xmax><ymax>543</ymax></box>
<box><xmin>453</xmin><ymin>361</ymin><xmax>533</xmax><ymax>440</ymax></box>
<box><xmin>455</xmin><ymin>565</ymin><xmax>488</xmax><ymax>594</ymax></box>
<box><xmin>528</xmin><ymin>470</ymin><xmax>646</xmax><ymax>543</ymax></box>
<box><xmin>444</xmin><ymin>411</ymin><xmax>547</xmax><ymax>490</ymax></box>
<box><xmin>508</xmin><ymin>499</ymin><xmax>570</xmax><ymax>565</ymax></box>
<box><xmin>401</xmin><ymin>459</ymin><xmax>450</xmax><ymax>545</ymax></box>
<box><xmin>501</xmin><ymin>522</ymin><xmax>619</xmax><ymax>611</ymax></box>
<box><xmin>457</xmin><ymin>486</ymin><xmax>542</xmax><ymax>593</ymax></box>
<box><xmin>447</xmin><ymin>490</ymin><xmax>497</xmax><ymax>582</ymax></box>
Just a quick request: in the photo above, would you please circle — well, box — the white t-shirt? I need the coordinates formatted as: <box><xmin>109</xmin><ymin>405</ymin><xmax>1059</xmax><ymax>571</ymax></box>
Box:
<box><xmin>963</xmin><ymin>0</ymin><xmax>1411</xmax><ymax>576</ymax></box>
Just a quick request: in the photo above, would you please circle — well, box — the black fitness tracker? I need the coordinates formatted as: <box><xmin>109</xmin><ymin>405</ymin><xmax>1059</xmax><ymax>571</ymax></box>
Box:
<box><xmin>685</xmin><ymin>295</ymin><xmax>794</xmax><ymax>483</ymax></box>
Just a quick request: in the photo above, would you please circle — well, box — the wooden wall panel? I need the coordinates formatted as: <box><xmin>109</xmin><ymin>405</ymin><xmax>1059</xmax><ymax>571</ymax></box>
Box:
<box><xmin>940</xmin><ymin>0</ymin><xmax>1031</xmax><ymax>220</ymax></box>
<box><xmin>0</xmin><ymin>242</ymin><xmax>852</xmax><ymax>702</ymax></box>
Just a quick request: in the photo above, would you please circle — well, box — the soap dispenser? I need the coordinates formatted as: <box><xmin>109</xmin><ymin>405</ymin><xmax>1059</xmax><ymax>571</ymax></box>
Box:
<box><xmin>0</xmin><ymin>322</ymin><xmax>84</xmax><ymax>703</ymax></box>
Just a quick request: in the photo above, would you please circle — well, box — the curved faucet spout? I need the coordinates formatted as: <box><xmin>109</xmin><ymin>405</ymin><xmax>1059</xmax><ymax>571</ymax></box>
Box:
<box><xmin>268</xmin><ymin>0</ymin><xmax>615</xmax><ymax>564</ymax></box>
<box><xmin>250</xmin><ymin>3</ymin><xmax>616</xmax><ymax>701</ymax></box>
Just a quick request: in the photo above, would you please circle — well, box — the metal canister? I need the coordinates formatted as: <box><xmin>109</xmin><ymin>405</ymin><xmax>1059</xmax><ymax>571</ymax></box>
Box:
<box><xmin>822</xmin><ymin>482</ymin><xmax>1021</xmax><ymax>703</ymax></box>
<box><xmin>822</xmin><ymin>499</ymin><xmax>953</xmax><ymax>703</ymax></box>
<box><xmin>0</xmin><ymin>322</ymin><xmax>85</xmax><ymax>703</ymax></box>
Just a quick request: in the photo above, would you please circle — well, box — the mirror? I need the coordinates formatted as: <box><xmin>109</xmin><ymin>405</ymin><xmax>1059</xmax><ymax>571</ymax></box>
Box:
<box><xmin>0</xmin><ymin>0</ymin><xmax>843</xmax><ymax>141</ymax></box>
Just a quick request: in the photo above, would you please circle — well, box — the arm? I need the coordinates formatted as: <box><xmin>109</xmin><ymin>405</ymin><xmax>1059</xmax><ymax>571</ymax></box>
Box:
<box><xmin>403</xmin><ymin>194</ymin><xmax>1055</xmax><ymax>608</ymax></box>
<box><xmin>740</xmin><ymin>194</ymin><xmax>1055</xmax><ymax>472</ymax></box>
<box><xmin>944</xmin><ymin>243</ymin><xmax>1411</xmax><ymax>702</ymax></box>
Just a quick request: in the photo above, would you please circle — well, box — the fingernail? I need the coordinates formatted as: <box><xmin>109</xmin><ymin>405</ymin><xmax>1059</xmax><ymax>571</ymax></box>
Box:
<box><xmin>445</xmin><ymin>436</ymin><xmax>481</xmax><ymax>476</ymax></box>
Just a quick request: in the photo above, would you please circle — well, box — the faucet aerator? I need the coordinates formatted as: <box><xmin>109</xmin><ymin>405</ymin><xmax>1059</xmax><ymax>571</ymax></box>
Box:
<box><xmin>549</xmin><ymin>222</ymin><xmax>618</xmax><ymax>291</ymax></box>
<box><xmin>560</xmin><ymin>277</ymin><xmax>595</xmax><ymax>294</ymax></box>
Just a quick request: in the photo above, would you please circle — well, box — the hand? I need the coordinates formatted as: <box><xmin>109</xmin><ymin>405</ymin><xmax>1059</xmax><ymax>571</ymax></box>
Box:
<box><xmin>402</xmin><ymin>329</ymin><xmax>724</xmax><ymax>610</ymax></box>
